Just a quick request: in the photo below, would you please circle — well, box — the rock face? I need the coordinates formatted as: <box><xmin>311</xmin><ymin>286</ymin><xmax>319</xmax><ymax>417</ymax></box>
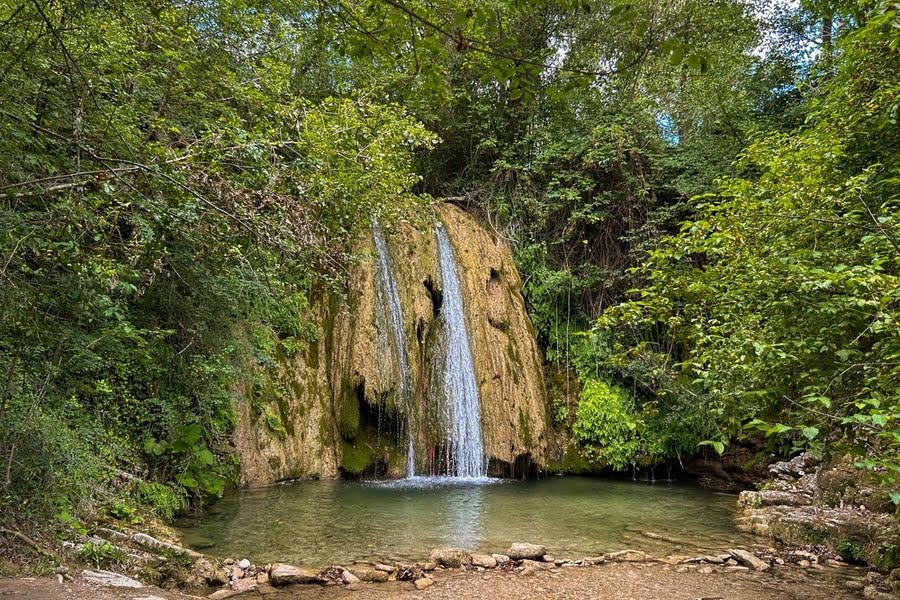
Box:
<box><xmin>735</xmin><ymin>453</ymin><xmax>900</xmax><ymax>570</ymax></box>
<box><xmin>233</xmin><ymin>201</ymin><xmax>549</xmax><ymax>484</ymax></box>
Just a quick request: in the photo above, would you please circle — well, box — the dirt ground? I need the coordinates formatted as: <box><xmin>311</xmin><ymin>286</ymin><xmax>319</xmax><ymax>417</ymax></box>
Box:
<box><xmin>0</xmin><ymin>561</ymin><xmax>869</xmax><ymax>600</ymax></box>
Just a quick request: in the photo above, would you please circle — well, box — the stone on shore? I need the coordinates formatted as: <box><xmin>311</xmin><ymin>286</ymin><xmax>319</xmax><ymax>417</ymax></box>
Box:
<box><xmin>268</xmin><ymin>563</ymin><xmax>321</xmax><ymax>586</ymax></box>
<box><xmin>350</xmin><ymin>567</ymin><xmax>389</xmax><ymax>583</ymax></box>
<box><xmin>414</xmin><ymin>577</ymin><xmax>434</xmax><ymax>590</ymax></box>
<box><xmin>429</xmin><ymin>547</ymin><xmax>472</xmax><ymax>568</ymax></box>
<box><xmin>507</xmin><ymin>543</ymin><xmax>546</xmax><ymax>560</ymax></box>
<box><xmin>728</xmin><ymin>549</ymin><xmax>770</xmax><ymax>572</ymax></box>
<box><xmin>604</xmin><ymin>550</ymin><xmax>650</xmax><ymax>563</ymax></box>
<box><xmin>471</xmin><ymin>553</ymin><xmax>498</xmax><ymax>569</ymax></box>
<box><xmin>341</xmin><ymin>570</ymin><xmax>360</xmax><ymax>584</ymax></box>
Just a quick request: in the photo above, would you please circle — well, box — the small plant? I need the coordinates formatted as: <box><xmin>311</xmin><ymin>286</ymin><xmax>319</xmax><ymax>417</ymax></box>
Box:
<box><xmin>264</xmin><ymin>408</ymin><xmax>287</xmax><ymax>438</ymax></box>
<box><xmin>78</xmin><ymin>541</ymin><xmax>129</xmax><ymax>569</ymax></box>
<box><xmin>107</xmin><ymin>499</ymin><xmax>140</xmax><ymax>524</ymax></box>
<box><xmin>837</xmin><ymin>540</ymin><xmax>863</xmax><ymax>563</ymax></box>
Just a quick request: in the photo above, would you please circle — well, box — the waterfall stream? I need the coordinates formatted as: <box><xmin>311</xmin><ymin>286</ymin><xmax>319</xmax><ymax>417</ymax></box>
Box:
<box><xmin>435</xmin><ymin>220</ymin><xmax>486</xmax><ymax>478</ymax></box>
<box><xmin>372</xmin><ymin>219</ymin><xmax>415</xmax><ymax>477</ymax></box>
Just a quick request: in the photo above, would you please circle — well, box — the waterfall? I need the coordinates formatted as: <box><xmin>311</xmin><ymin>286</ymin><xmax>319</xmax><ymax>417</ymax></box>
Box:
<box><xmin>435</xmin><ymin>220</ymin><xmax>486</xmax><ymax>478</ymax></box>
<box><xmin>372</xmin><ymin>219</ymin><xmax>415</xmax><ymax>477</ymax></box>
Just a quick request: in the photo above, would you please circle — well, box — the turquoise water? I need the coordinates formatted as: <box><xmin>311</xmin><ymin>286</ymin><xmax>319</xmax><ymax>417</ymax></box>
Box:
<box><xmin>177</xmin><ymin>477</ymin><xmax>756</xmax><ymax>567</ymax></box>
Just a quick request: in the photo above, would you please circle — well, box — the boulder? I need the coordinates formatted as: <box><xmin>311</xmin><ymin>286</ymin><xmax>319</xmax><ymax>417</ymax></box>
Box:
<box><xmin>507</xmin><ymin>543</ymin><xmax>545</xmax><ymax>560</ymax></box>
<box><xmin>728</xmin><ymin>549</ymin><xmax>770</xmax><ymax>572</ymax></box>
<box><xmin>471</xmin><ymin>553</ymin><xmax>498</xmax><ymax>569</ymax></box>
<box><xmin>341</xmin><ymin>570</ymin><xmax>360</xmax><ymax>584</ymax></box>
<box><xmin>428</xmin><ymin>547</ymin><xmax>471</xmax><ymax>568</ymax></box>
<box><xmin>268</xmin><ymin>563</ymin><xmax>321</xmax><ymax>586</ymax></box>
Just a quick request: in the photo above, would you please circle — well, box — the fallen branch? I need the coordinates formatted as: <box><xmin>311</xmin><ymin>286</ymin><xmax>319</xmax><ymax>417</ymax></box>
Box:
<box><xmin>0</xmin><ymin>528</ymin><xmax>59</xmax><ymax>562</ymax></box>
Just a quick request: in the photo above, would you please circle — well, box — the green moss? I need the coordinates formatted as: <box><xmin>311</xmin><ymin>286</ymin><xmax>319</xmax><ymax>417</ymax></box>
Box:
<box><xmin>340</xmin><ymin>438</ymin><xmax>375</xmax><ymax>475</ymax></box>
<box><xmin>518</xmin><ymin>407</ymin><xmax>533</xmax><ymax>447</ymax></box>
<box><xmin>263</xmin><ymin>408</ymin><xmax>287</xmax><ymax>439</ymax></box>
<box><xmin>553</xmin><ymin>443</ymin><xmax>602</xmax><ymax>474</ymax></box>
<box><xmin>339</xmin><ymin>387</ymin><xmax>361</xmax><ymax>440</ymax></box>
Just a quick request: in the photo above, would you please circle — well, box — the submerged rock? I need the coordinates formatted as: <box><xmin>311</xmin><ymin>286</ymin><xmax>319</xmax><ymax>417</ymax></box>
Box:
<box><xmin>268</xmin><ymin>563</ymin><xmax>321</xmax><ymax>586</ymax></box>
<box><xmin>429</xmin><ymin>547</ymin><xmax>471</xmax><ymax>568</ymax></box>
<box><xmin>507</xmin><ymin>543</ymin><xmax>545</xmax><ymax>560</ymax></box>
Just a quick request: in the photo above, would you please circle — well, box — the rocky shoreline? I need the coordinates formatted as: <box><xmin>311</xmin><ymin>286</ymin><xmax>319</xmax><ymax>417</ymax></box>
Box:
<box><xmin>63</xmin><ymin>527</ymin><xmax>899</xmax><ymax>599</ymax></box>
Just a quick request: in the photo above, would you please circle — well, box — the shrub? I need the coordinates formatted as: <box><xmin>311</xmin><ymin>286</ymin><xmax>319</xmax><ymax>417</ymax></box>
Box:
<box><xmin>573</xmin><ymin>379</ymin><xmax>640</xmax><ymax>470</ymax></box>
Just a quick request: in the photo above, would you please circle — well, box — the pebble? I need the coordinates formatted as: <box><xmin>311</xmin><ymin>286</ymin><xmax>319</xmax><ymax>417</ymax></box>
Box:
<box><xmin>237</xmin><ymin>558</ymin><xmax>251</xmax><ymax>570</ymax></box>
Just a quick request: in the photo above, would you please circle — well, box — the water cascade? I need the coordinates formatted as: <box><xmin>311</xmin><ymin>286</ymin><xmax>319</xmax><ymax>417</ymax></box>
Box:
<box><xmin>372</xmin><ymin>219</ymin><xmax>416</xmax><ymax>476</ymax></box>
<box><xmin>435</xmin><ymin>220</ymin><xmax>486</xmax><ymax>478</ymax></box>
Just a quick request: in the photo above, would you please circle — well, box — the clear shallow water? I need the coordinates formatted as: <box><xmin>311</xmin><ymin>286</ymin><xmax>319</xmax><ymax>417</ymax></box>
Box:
<box><xmin>177</xmin><ymin>477</ymin><xmax>756</xmax><ymax>567</ymax></box>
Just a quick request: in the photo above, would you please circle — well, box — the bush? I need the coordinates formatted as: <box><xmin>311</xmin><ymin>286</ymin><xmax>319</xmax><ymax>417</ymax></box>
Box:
<box><xmin>573</xmin><ymin>379</ymin><xmax>640</xmax><ymax>470</ymax></box>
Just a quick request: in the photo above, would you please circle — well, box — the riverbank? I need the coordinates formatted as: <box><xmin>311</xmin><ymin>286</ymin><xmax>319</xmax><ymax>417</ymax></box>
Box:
<box><xmin>0</xmin><ymin>558</ymin><xmax>876</xmax><ymax>600</ymax></box>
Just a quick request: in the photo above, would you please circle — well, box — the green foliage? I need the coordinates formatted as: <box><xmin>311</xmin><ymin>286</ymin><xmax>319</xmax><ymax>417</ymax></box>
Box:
<box><xmin>837</xmin><ymin>540</ymin><xmax>864</xmax><ymax>563</ymax></box>
<box><xmin>135</xmin><ymin>482</ymin><xmax>189</xmax><ymax>521</ymax></box>
<box><xmin>78</xmin><ymin>541</ymin><xmax>129</xmax><ymax>570</ymax></box>
<box><xmin>599</xmin><ymin>1</ymin><xmax>900</xmax><ymax>476</ymax></box>
<box><xmin>0</xmin><ymin>0</ymin><xmax>433</xmax><ymax>526</ymax></box>
<box><xmin>573</xmin><ymin>380</ymin><xmax>640</xmax><ymax>470</ymax></box>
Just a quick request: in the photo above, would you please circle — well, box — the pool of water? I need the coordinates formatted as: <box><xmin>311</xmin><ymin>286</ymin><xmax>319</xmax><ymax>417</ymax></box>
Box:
<box><xmin>177</xmin><ymin>476</ymin><xmax>757</xmax><ymax>566</ymax></box>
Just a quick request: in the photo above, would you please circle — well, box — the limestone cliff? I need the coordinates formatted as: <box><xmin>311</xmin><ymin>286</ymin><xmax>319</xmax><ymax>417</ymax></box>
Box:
<box><xmin>232</xmin><ymin>201</ymin><xmax>549</xmax><ymax>484</ymax></box>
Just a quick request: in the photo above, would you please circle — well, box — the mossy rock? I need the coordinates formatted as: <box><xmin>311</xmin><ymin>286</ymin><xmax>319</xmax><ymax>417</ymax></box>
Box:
<box><xmin>340</xmin><ymin>439</ymin><xmax>375</xmax><ymax>475</ymax></box>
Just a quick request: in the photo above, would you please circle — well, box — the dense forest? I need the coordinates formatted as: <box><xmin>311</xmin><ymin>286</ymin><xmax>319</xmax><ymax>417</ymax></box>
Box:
<box><xmin>0</xmin><ymin>0</ymin><xmax>898</xmax><ymax>539</ymax></box>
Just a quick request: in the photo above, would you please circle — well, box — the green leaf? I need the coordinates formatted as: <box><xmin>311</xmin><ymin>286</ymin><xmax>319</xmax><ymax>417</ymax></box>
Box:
<box><xmin>699</xmin><ymin>440</ymin><xmax>725</xmax><ymax>455</ymax></box>
<box><xmin>801</xmin><ymin>426</ymin><xmax>819</xmax><ymax>440</ymax></box>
